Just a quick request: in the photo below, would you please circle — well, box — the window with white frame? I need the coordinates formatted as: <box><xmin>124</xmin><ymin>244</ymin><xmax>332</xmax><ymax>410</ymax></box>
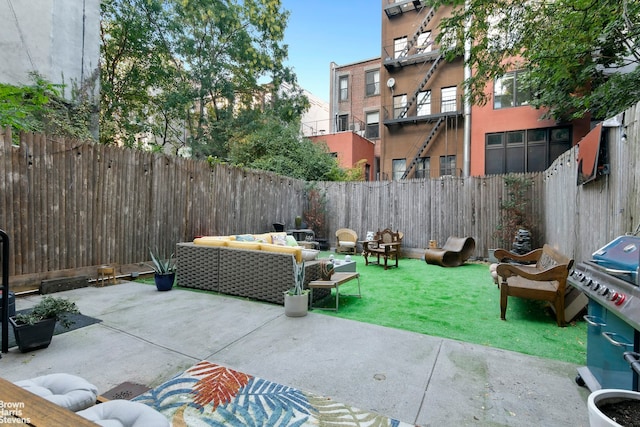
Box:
<box><xmin>416</xmin><ymin>31</ymin><xmax>431</xmax><ymax>53</ymax></box>
<box><xmin>394</xmin><ymin>36</ymin><xmax>408</xmax><ymax>59</ymax></box>
<box><xmin>392</xmin><ymin>159</ymin><xmax>406</xmax><ymax>180</ymax></box>
<box><xmin>494</xmin><ymin>70</ymin><xmax>529</xmax><ymax>109</ymax></box>
<box><xmin>417</xmin><ymin>90</ymin><xmax>431</xmax><ymax>116</ymax></box>
<box><xmin>339</xmin><ymin>75</ymin><xmax>348</xmax><ymax>101</ymax></box>
<box><xmin>365</xmin><ymin>69</ymin><xmax>380</xmax><ymax>96</ymax></box>
<box><xmin>440</xmin><ymin>155</ymin><xmax>456</xmax><ymax>176</ymax></box>
<box><xmin>415</xmin><ymin>157</ymin><xmax>430</xmax><ymax>179</ymax></box>
<box><xmin>441</xmin><ymin>86</ymin><xmax>457</xmax><ymax>113</ymax></box>
<box><xmin>365</xmin><ymin>111</ymin><xmax>379</xmax><ymax>139</ymax></box>
<box><xmin>393</xmin><ymin>94</ymin><xmax>407</xmax><ymax>119</ymax></box>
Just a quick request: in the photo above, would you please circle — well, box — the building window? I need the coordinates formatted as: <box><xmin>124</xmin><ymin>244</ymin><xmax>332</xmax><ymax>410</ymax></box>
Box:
<box><xmin>337</xmin><ymin>114</ymin><xmax>349</xmax><ymax>132</ymax></box>
<box><xmin>417</xmin><ymin>90</ymin><xmax>431</xmax><ymax>116</ymax></box>
<box><xmin>365</xmin><ymin>69</ymin><xmax>380</xmax><ymax>96</ymax></box>
<box><xmin>494</xmin><ymin>70</ymin><xmax>529</xmax><ymax>109</ymax></box>
<box><xmin>441</xmin><ymin>87</ymin><xmax>457</xmax><ymax>113</ymax></box>
<box><xmin>415</xmin><ymin>157</ymin><xmax>430</xmax><ymax>179</ymax></box>
<box><xmin>365</xmin><ymin>111</ymin><xmax>379</xmax><ymax>139</ymax></box>
<box><xmin>339</xmin><ymin>75</ymin><xmax>348</xmax><ymax>101</ymax></box>
<box><xmin>394</xmin><ymin>36</ymin><xmax>408</xmax><ymax>59</ymax></box>
<box><xmin>393</xmin><ymin>94</ymin><xmax>407</xmax><ymax>119</ymax></box>
<box><xmin>392</xmin><ymin>159</ymin><xmax>406</xmax><ymax>180</ymax></box>
<box><xmin>416</xmin><ymin>31</ymin><xmax>431</xmax><ymax>53</ymax></box>
<box><xmin>440</xmin><ymin>155</ymin><xmax>456</xmax><ymax>176</ymax></box>
<box><xmin>485</xmin><ymin>126</ymin><xmax>572</xmax><ymax>174</ymax></box>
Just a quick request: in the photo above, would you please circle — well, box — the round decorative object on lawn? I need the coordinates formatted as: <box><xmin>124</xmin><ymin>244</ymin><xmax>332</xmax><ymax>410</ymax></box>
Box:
<box><xmin>588</xmin><ymin>389</ymin><xmax>640</xmax><ymax>427</ymax></box>
<box><xmin>154</xmin><ymin>273</ymin><xmax>175</xmax><ymax>291</ymax></box>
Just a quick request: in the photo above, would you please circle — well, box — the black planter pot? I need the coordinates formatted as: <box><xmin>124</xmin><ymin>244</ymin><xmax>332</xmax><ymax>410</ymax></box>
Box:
<box><xmin>9</xmin><ymin>317</ymin><xmax>57</xmax><ymax>353</ymax></box>
<box><xmin>154</xmin><ymin>273</ymin><xmax>175</xmax><ymax>291</ymax></box>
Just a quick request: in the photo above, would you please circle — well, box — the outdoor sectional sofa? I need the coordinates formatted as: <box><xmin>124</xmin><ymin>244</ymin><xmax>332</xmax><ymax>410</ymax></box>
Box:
<box><xmin>176</xmin><ymin>233</ymin><xmax>328</xmax><ymax>305</ymax></box>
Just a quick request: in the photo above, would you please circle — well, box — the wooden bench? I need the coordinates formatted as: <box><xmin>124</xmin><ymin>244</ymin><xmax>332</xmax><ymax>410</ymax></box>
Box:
<box><xmin>495</xmin><ymin>244</ymin><xmax>574</xmax><ymax>327</ymax></box>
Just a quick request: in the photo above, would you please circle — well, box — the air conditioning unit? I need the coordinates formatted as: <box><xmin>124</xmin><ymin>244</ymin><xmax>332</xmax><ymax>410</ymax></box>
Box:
<box><xmin>349</xmin><ymin>123</ymin><xmax>361</xmax><ymax>132</ymax></box>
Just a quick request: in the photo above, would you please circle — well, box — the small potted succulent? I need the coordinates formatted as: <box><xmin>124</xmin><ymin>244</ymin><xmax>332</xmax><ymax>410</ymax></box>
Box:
<box><xmin>284</xmin><ymin>258</ymin><xmax>308</xmax><ymax>317</ymax></box>
<box><xmin>148</xmin><ymin>248</ymin><xmax>177</xmax><ymax>291</ymax></box>
<box><xmin>9</xmin><ymin>296</ymin><xmax>80</xmax><ymax>352</ymax></box>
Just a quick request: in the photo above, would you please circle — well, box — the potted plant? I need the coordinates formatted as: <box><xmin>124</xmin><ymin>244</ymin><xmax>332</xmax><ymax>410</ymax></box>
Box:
<box><xmin>9</xmin><ymin>296</ymin><xmax>80</xmax><ymax>352</ymax></box>
<box><xmin>148</xmin><ymin>248</ymin><xmax>177</xmax><ymax>291</ymax></box>
<box><xmin>284</xmin><ymin>259</ymin><xmax>308</xmax><ymax>317</ymax></box>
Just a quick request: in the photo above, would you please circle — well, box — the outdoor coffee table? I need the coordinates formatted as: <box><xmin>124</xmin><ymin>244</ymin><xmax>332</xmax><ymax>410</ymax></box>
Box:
<box><xmin>308</xmin><ymin>272</ymin><xmax>361</xmax><ymax>312</ymax></box>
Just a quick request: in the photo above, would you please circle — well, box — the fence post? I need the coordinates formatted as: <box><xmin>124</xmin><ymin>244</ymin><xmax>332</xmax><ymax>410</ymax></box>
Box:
<box><xmin>1</xmin><ymin>229</ymin><xmax>9</xmax><ymax>355</ymax></box>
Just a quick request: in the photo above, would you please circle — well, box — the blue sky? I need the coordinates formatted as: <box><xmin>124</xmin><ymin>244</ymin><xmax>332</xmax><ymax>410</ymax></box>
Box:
<box><xmin>280</xmin><ymin>0</ymin><xmax>381</xmax><ymax>102</ymax></box>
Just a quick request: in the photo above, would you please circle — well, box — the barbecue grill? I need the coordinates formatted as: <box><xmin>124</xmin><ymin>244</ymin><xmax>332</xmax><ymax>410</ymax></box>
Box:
<box><xmin>568</xmin><ymin>235</ymin><xmax>640</xmax><ymax>392</ymax></box>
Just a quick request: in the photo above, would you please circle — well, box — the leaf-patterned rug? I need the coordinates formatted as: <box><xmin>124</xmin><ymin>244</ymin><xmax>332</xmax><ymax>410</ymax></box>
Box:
<box><xmin>133</xmin><ymin>360</ymin><xmax>415</xmax><ymax>426</ymax></box>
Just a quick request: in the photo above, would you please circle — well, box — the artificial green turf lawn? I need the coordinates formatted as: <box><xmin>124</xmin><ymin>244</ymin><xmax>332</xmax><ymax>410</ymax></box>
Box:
<box><xmin>313</xmin><ymin>253</ymin><xmax>587</xmax><ymax>365</ymax></box>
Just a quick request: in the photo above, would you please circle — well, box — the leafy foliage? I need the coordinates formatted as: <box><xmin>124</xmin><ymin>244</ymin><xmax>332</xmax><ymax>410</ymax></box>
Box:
<box><xmin>148</xmin><ymin>248</ymin><xmax>177</xmax><ymax>274</ymax></box>
<box><xmin>229</xmin><ymin>116</ymin><xmax>343</xmax><ymax>181</ymax></box>
<box><xmin>100</xmin><ymin>0</ymin><xmax>307</xmax><ymax>158</ymax></box>
<box><xmin>14</xmin><ymin>296</ymin><xmax>80</xmax><ymax>329</ymax></box>
<box><xmin>303</xmin><ymin>185</ymin><xmax>328</xmax><ymax>238</ymax></box>
<box><xmin>436</xmin><ymin>0</ymin><xmax>640</xmax><ymax>121</ymax></box>
<box><xmin>494</xmin><ymin>174</ymin><xmax>534</xmax><ymax>248</ymax></box>
<box><xmin>0</xmin><ymin>73</ymin><xmax>96</xmax><ymax>141</ymax></box>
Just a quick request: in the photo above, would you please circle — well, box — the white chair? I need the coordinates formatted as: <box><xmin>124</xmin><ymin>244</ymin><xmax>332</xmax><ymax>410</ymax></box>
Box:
<box><xmin>77</xmin><ymin>400</ymin><xmax>170</xmax><ymax>427</ymax></box>
<box><xmin>14</xmin><ymin>373</ymin><xmax>98</xmax><ymax>412</ymax></box>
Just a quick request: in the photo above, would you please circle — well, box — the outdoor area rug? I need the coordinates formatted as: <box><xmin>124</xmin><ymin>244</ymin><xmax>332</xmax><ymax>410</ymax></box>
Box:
<box><xmin>133</xmin><ymin>360</ymin><xmax>415</xmax><ymax>426</ymax></box>
<box><xmin>1</xmin><ymin>311</ymin><xmax>102</xmax><ymax>349</ymax></box>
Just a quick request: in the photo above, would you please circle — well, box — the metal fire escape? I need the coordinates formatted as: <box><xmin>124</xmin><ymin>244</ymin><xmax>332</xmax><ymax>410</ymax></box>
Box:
<box><xmin>400</xmin><ymin>116</ymin><xmax>444</xmax><ymax>180</ymax></box>
<box><xmin>383</xmin><ymin>3</ymin><xmax>461</xmax><ymax>179</ymax></box>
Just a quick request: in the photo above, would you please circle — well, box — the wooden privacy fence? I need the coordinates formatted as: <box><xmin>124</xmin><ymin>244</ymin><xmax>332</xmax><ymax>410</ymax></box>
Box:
<box><xmin>1</xmin><ymin>100</ymin><xmax>639</xmax><ymax>286</ymax></box>
<box><xmin>0</xmin><ymin>129</ymin><xmax>307</xmax><ymax>281</ymax></box>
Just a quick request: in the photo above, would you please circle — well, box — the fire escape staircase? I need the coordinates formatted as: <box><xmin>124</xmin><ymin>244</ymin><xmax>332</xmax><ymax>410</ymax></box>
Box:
<box><xmin>401</xmin><ymin>116</ymin><xmax>445</xmax><ymax>180</ymax></box>
<box><xmin>398</xmin><ymin>53</ymin><xmax>444</xmax><ymax>119</ymax></box>
<box><xmin>399</xmin><ymin>7</ymin><xmax>436</xmax><ymax>58</ymax></box>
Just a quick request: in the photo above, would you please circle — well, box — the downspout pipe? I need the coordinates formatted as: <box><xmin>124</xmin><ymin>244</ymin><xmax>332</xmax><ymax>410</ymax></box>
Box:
<box><xmin>462</xmin><ymin>0</ymin><xmax>472</xmax><ymax>177</ymax></box>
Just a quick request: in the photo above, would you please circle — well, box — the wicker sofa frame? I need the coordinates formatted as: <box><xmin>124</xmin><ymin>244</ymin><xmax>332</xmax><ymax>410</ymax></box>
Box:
<box><xmin>176</xmin><ymin>242</ymin><xmax>328</xmax><ymax>305</ymax></box>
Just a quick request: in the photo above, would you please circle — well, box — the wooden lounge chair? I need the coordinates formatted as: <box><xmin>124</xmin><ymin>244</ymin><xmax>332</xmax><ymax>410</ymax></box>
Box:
<box><xmin>424</xmin><ymin>236</ymin><xmax>476</xmax><ymax>267</ymax></box>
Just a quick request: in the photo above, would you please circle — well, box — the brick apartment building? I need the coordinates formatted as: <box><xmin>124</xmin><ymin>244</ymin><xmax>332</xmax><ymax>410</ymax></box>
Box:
<box><xmin>315</xmin><ymin>0</ymin><xmax>592</xmax><ymax>180</ymax></box>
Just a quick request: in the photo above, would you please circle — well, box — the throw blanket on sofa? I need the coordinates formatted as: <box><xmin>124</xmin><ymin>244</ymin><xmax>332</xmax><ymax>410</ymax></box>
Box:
<box><xmin>133</xmin><ymin>360</ymin><xmax>414</xmax><ymax>426</ymax></box>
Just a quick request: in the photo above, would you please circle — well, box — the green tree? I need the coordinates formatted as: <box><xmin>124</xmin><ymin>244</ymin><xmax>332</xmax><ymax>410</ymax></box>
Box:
<box><xmin>436</xmin><ymin>0</ymin><xmax>640</xmax><ymax>121</ymax></box>
<box><xmin>100</xmin><ymin>0</ymin><xmax>306</xmax><ymax>157</ymax></box>
<box><xmin>229</xmin><ymin>116</ymin><xmax>345</xmax><ymax>181</ymax></box>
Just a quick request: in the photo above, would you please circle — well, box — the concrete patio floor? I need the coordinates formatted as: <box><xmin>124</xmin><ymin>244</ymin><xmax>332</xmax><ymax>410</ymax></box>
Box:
<box><xmin>0</xmin><ymin>281</ymin><xmax>590</xmax><ymax>426</ymax></box>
